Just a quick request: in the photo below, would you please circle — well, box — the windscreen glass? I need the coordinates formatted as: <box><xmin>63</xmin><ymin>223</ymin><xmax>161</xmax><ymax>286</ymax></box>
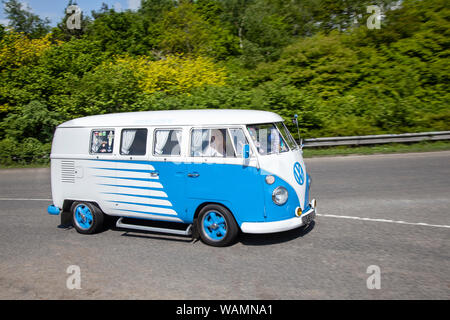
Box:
<box><xmin>247</xmin><ymin>123</ymin><xmax>289</xmax><ymax>155</ymax></box>
<box><xmin>276</xmin><ymin>122</ymin><xmax>298</xmax><ymax>150</ymax></box>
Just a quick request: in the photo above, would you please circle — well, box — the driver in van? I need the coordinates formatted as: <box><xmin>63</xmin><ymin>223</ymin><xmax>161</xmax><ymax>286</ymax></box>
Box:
<box><xmin>204</xmin><ymin>135</ymin><xmax>223</xmax><ymax>157</ymax></box>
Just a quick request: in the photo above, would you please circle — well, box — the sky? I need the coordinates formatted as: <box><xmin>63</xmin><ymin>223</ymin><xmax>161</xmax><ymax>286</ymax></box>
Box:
<box><xmin>0</xmin><ymin>0</ymin><xmax>142</xmax><ymax>27</ymax></box>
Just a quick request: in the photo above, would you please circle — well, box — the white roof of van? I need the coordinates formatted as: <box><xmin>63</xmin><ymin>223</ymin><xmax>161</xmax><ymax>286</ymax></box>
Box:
<box><xmin>58</xmin><ymin>109</ymin><xmax>284</xmax><ymax>128</ymax></box>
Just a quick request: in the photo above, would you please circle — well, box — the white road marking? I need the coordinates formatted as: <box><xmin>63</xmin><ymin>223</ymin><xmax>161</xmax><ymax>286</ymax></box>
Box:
<box><xmin>0</xmin><ymin>198</ymin><xmax>51</xmax><ymax>201</ymax></box>
<box><xmin>1</xmin><ymin>198</ymin><xmax>448</xmax><ymax>229</ymax></box>
<box><xmin>316</xmin><ymin>213</ymin><xmax>450</xmax><ymax>229</ymax></box>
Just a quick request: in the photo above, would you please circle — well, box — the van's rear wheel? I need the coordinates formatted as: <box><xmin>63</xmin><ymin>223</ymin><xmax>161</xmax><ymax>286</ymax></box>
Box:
<box><xmin>71</xmin><ymin>202</ymin><xmax>104</xmax><ymax>234</ymax></box>
<box><xmin>197</xmin><ymin>204</ymin><xmax>238</xmax><ymax>247</ymax></box>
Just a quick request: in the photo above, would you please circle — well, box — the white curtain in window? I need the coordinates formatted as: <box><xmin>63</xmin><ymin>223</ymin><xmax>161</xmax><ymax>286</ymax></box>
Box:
<box><xmin>229</xmin><ymin>129</ymin><xmax>246</xmax><ymax>156</ymax></box>
<box><xmin>174</xmin><ymin>130</ymin><xmax>182</xmax><ymax>145</ymax></box>
<box><xmin>121</xmin><ymin>130</ymin><xmax>136</xmax><ymax>155</ymax></box>
<box><xmin>91</xmin><ymin>134</ymin><xmax>100</xmax><ymax>153</ymax></box>
<box><xmin>154</xmin><ymin>130</ymin><xmax>170</xmax><ymax>155</ymax></box>
<box><xmin>270</xmin><ymin>127</ymin><xmax>280</xmax><ymax>154</ymax></box>
<box><xmin>169</xmin><ymin>130</ymin><xmax>182</xmax><ymax>155</ymax></box>
<box><xmin>191</xmin><ymin>129</ymin><xmax>208</xmax><ymax>156</ymax></box>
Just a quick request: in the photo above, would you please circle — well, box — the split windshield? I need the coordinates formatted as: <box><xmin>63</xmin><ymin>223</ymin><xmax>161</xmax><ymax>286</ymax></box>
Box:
<box><xmin>247</xmin><ymin>122</ymin><xmax>298</xmax><ymax>155</ymax></box>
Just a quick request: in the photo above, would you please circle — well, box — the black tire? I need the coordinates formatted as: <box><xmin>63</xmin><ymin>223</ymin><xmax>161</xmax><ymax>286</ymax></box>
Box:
<box><xmin>71</xmin><ymin>201</ymin><xmax>104</xmax><ymax>234</ymax></box>
<box><xmin>196</xmin><ymin>204</ymin><xmax>239</xmax><ymax>247</ymax></box>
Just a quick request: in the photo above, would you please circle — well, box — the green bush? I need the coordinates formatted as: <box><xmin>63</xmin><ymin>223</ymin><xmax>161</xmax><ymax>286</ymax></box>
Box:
<box><xmin>0</xmin><ymin>137</ymin><xmax>50</xmax><ymax>166</ymax></box>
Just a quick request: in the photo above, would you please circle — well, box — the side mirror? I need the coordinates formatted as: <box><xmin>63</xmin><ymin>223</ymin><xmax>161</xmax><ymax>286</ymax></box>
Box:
<box><xmin>243</xmin><ymin>144</ymin><xmax>250</xmax><ymax>159</ymax></box>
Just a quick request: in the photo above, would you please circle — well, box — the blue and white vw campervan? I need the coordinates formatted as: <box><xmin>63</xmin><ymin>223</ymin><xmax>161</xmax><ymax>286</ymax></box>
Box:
<box><xmin>47</xmin><ymin>110</ymin><xmax>316</xmax><ymax>246</ymax></box>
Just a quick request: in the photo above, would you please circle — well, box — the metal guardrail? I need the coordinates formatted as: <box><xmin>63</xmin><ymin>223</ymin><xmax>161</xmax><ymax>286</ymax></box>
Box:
<box><xmin>303</xmin><ymin>131</ymin><xmax>450</xmax><ymax>148</ymax></box>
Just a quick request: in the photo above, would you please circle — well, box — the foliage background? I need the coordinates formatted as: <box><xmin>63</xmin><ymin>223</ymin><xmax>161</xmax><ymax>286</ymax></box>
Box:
<box><xmin>0</xmin><ymin>0</ymin><xmax>448</xmax><ymax>165</ymax></box>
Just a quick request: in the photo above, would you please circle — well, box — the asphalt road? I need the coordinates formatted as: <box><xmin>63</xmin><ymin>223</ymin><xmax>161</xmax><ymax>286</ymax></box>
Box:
<box><xmin>0</xmin><ymin>151</ymin><xmax>449</xmax><ymax>299</ymax></box>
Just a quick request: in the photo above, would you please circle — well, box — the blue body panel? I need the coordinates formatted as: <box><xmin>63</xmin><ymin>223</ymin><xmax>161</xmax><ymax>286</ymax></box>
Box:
<box><xmin>88</xmin><ymin>159</ymin><xmax>305</xmax><ymax>227</ymax></box>
<box><xmin>260</xmin><ymin>172</ymin><xmax>301</xmax><ymax>222</ymax></box>
<box><xmin>183</xmin><ymin>162</ymin><xmax>266</xmax><ymax>225</ymax></box>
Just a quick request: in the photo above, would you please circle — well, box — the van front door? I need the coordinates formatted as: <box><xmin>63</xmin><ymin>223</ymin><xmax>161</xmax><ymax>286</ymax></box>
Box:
<box><xmin>185</xmin><ymin>128</ymin><xmax>265</xmax><ymax>226</ymax></box>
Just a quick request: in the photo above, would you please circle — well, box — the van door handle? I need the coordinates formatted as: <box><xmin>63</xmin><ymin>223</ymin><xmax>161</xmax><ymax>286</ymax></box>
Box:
<box><xmin>187</xmin><ymin>173</ymin><xmax>200</xmax><ymax>178</ymax></box>
<box><xmin>150</xmin><ymin>171</ymin><xmax>159</xmax><ymax>177</ymax></box>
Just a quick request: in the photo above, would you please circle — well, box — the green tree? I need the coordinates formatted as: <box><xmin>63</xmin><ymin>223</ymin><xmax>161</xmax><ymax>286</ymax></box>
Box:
<box><xmin>86</xmin><ymin>6</ymin><xmax>150</xmax><ymax>56</ymax></box>
<box><xmin>239</xmin><ymin>0</ymin><xmax>292</xmax><ymax>66</ymax></box>
<box><xmin>2</xmin><ymin>0</ymin><xmax>50</xmax><ymax>38</ymax></box>
<box><xmin>218</xmin><ymin>0</ymin><xmax>255</xmax><ymax>50</ymax></box>
<box><xmin>159</xmin><ymin>1</ymin><xmax>239</xmax><ymax>59</ymax></box>
<box><xmin>139</xmin><ymin>0</ymin><xmax>177</xmax><ymax>20</ymax></box>
<box><xmin>0</xmin><ymin>24</ymin><xmax>5</xmax><ymax>40</ymax></box>
<box><xmin>1</xmin><ymin>100</ymin><xmax>60</xmax><ymax>142</ymax></box>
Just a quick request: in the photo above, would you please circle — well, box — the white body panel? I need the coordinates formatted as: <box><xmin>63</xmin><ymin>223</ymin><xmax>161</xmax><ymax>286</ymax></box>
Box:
<box><xmin>58</xmin><ymin>109</ymin><xmax>283</xmax><ymax>128</ymax></box>
<box><xmin>257</xmin><ymin>149</ymin><xmax>308</xmax><ymax>210</ymax></box>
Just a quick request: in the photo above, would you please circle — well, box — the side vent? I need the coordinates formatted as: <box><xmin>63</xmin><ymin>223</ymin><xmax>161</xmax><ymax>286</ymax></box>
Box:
<box><xmin>61</xmin><ymin>160</ymin><xmax>75</xmax><ymax>183</ymax></box>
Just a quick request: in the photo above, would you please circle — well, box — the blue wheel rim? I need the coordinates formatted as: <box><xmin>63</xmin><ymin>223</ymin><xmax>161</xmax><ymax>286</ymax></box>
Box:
<box><xmin>202</xmin><ymin>211</ymin><xmax>227</xmax><ymax>241</ymax></box>
<box><xmin>74</xmin><ymin>204</ymin><xmax>93</xmax><ymax>230</ymax></box>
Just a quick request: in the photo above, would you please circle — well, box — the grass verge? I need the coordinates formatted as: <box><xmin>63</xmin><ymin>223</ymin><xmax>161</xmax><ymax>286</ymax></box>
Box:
<box><xmin>0</xmin><ymin>162</ymin><xmax>50</xmax><ymax>169</ymax></box>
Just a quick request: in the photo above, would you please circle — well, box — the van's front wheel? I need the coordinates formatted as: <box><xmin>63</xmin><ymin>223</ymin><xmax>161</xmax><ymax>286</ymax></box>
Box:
<box><xmin>71</xmin><ymin>202</ymin><xmax>104</xmax><ymax>234</ymax></box>
<box><xmin>197</xmin><ymin>204</ymin><xmax>238</xmax><ymax>247</ymax></box>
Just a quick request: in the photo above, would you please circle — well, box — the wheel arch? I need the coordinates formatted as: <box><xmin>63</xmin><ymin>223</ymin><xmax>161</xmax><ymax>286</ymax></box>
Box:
<box><xmin>63</xmin><ymin>199</ymin><xmax>104</xmax><ymax>213</ymax></box>
<box><xmin>193</xmin><ymin>201</ymin><xmax>241</xmax><ymax>228</ymax></box>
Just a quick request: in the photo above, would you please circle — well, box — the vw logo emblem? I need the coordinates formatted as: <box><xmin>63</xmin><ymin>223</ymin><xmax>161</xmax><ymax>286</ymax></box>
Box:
<box><xmin>293</xmin><ymin>162</ymin><xmax>304</xmax><ymax>185</ymax></box>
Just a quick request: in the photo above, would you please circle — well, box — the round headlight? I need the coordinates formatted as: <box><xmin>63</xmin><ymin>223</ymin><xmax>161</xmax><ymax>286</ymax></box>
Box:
<box><xmin>272</xmin><ymin>186</ymin><xmax>288</xmax><ymax>206</ymax></box>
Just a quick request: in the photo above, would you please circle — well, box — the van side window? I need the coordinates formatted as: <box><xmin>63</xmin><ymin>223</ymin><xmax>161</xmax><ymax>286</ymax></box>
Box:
<box><xmin>91</xmin><ymin>130</ymin><xmax>114</xmax><ymax>154</ymax></box>
<box><xmin>154</xmin><ymin>129</ymin><xmax>182</xmax><ymax>156</ymax></box>
<box><xmin>120</xmin><ymin>129</ymin><xmax>147</xmax><ymax>155</ymax></box>
<box><xmin>191</xmin><ymin>128</ymin><xmax>236</xmax><ymax>157</ymax></box>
